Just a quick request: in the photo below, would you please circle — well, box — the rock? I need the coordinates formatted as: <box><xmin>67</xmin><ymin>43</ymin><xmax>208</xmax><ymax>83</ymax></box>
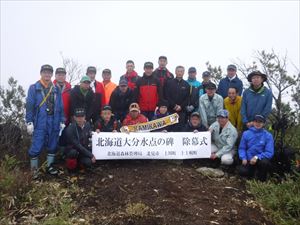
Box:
<box><xmin>196</xmin><ymin>167</ymin><xmax>225</xmax><ymax>178</ymax></box>
<box><xmin>231</xmin><ymin>209</ymin><xmax>238</xmax><ymax>215</ymax></box>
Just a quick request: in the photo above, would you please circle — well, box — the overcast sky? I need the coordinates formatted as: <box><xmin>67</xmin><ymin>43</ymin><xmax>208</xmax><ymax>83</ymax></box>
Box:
<box><xmin>1</xmin><ymin>1</ymin><xmax>299</xmax><ymax>91</ymax></box>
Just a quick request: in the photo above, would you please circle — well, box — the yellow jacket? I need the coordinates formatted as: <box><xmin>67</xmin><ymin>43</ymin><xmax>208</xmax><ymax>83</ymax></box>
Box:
<box><xmin>224</xmin><ymin>96</ymin><xmax>243</xmax><ymax>132</ymax></box>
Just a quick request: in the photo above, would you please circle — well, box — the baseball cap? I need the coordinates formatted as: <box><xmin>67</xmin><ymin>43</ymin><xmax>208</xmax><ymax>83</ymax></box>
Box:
<box><xmin>227</xmin><ymin>64</ymin><xmax>237</xmax><ymax>71</ymax></box>
<box><xmin>144</xmin><ymin>62</ymin><xmax>154</xmax><ymax>69</ymax></box>
<box><xmin>190</xmin><ymin>112</ymin><xmax>201</xmax><ymax>118</ymax></box>
<box><xmin>55</xmin><ymin>67</ymin><xmax>66</xmax><ymax>74</ymax></box>
<box><xmin>129</xmin><ymin>103</ymin><xmax>140</xmax><ymax>112</ymax></box>
<box><xmin>119</xmin><ymin>78</ymin><xmax>128</xmax><ymax>86</ymax></box>
<box><xmin>102</xmin><ymin>105</ymin><xmax>112</xmax><ymax>112</ymax></box>
<box><xmin>202</xmin><ymin>71</ymin><xmax>211</xmax><ymax>77</ymax></box>
<box><xmin>217</xmin><ymin>109</ymin><xmax>229</xmax><ymax>118</ymax></box>
<box><xmin>40</xmin><ymin>64</ymin><xmax>53</xmax><ymax>73</ymax></box>
<box><xmin>188</xmin><ymin>67</ymin><xmax>197</xmax><ymax>73</ymax></box>
<box><xmin>74</xmin><ymin>108</ymin><xmax>86</xmax><ymax>117</ymax></box>
<box><xmin>205</xmin><ymin>82</ymin><xmax>217</xmax><ymax>90</ymax></box>
<box><xmin>254</xmin><ymin>115</ymin><xmax>266</xmax><ymax>123</ymax></box>
<box><xmin>80</xmin><ymin>76</ymin><xmax>91</xmax><ymax>83</ymax></box>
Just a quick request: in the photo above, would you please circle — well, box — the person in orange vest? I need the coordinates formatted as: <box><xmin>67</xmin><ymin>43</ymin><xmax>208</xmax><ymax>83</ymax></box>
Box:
<box><xmin>86</xmin><ymin>66</ymin><xmax>106</xmax><ymax>122</ymax></box>
<box><xmin>101</xmin><ymin>69</ymin><xmax>117</xmax><ymax>105</ymax></box>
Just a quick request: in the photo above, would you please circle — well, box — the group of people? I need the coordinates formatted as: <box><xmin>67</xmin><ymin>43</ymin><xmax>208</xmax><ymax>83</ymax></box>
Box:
<box><xmin>25</xmin><ymin>56</ymin><xmax>274</xmax><ymax>181</ymax></box>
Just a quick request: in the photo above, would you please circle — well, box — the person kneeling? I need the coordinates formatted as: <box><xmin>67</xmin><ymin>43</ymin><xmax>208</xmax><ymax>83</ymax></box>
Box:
<box><xmin>182</xmin><ymin>112</ymin><xmax>207</xmax><ymax>133</ymax></box>
<box><xmin>238</xmin><ymin>115</ymin><xmax>274</xmax><ymax>182</ymax></box>
<box><xmin>94</xmin><ymin>105</ymin><xmax>121</xmax><ymax>132</ymax></box>
<box><xmin>209</xmin><ymin>109</ymin><xmax>238</xmax><ymax>167</ymax></box>
<box><xmin>152</xmin><ymin>99</ymin><xmax>171</xmax><ymax>132</ymax></box>
<box><xmin>64</xmin><ymin>108</ymin><xmax>96</xmax><ymax>173</ymax></box>
<box><xmin>122</xmin><ymin>103</ymin><xmax>148</xmax><ymax>126</ymax></box>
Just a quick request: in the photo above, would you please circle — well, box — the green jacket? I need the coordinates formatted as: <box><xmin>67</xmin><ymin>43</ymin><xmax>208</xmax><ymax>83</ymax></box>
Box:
<box><xmin>199</xmin><ymin>93</ymin><xmax>223</xmax><ymax>127</ymax></box>
<box><xmin>209</xmin><ymin>121</ymin><xmax>238</xmax><ymax>157</ymax></box>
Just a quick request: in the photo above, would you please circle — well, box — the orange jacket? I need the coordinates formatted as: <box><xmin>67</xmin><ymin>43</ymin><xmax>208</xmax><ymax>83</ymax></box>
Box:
<box><xmin>102</xmin><ymin>81</ymin><xmax>117</xmax><ymax>105</ymax></box>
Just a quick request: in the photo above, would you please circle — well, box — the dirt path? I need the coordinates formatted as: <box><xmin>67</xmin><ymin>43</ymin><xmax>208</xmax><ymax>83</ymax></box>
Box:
<box><xmin>63</xmin><ymin>160</ymin><xmax>274</xmax><ymax>225</ymax></box>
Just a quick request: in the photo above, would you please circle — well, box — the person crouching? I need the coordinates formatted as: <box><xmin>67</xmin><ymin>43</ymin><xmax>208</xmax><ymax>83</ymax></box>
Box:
<box><xmin>209</xmin><ymin>109</ymin><xmax>238</xmax><ymax>167</ymax></box>
<box><xmin>64</xmin><ymin>108</ymin><xmax>96</xmax><ymax>173</ymax></box>
<box><xmin>182</xmin><ymin>112</ymin><xmax>207</xmax><ymax>133</ymax></box>
<box><xmin>94</xmin><ymin>105</ymin><xmax>121</xmax><ymax>132</ymax></box>
<box><xmin>122</xmin><ymin>103</ymin><xmax>148</xmax><ymax>126</ymax></box>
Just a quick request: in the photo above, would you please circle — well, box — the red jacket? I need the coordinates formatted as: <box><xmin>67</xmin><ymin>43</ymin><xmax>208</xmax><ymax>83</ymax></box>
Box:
<box><xmin>134</xmin><ymin>73</ymin><xmax>162</xmax><ymax>112</ymax></box>
<box><xmin>120</xmin><ymin>71</ymin><xmax>140</xmax><ymax>90</ymax></box>
<box><xmin>53</xmin><ymin>80</ymin><xmax>72</xmax><ymax>125</ymax></box>
<box><xmin>122</xmin><ymin>113</ymin><xmax>148</xmax><ymax>126</ymax></box>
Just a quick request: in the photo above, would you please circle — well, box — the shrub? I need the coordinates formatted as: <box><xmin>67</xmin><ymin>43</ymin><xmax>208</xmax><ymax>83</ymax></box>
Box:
<box><xmin>248</xmin><ymin>172</ymin><xmax>300</xmax><ymax>225</ymax></box>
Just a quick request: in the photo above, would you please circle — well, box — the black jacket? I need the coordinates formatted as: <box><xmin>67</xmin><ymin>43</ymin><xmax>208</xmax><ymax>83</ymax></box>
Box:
<box><xmin>94</xmin><ymin>117</ymin><xmax>121</xmax><ymax>132</ymax></box>
<box><xmin>109</xmin><ymin>87</ymin><xmax>134</xmax><ymax>122</ymax></box>
<box><xmin>182</xmin><ymin>122</ymin><xmax>208</xmax><ymax>132</ymax></box>
<box><xmin>188</xmin><ymin>85</ymin><xmax>200</xmax><ymax>110</ymax></box>
<box><xmin>164</xmin><ymin>78</ymin><xmax>190</xmax><ymax>112</ymax></box>
<box><xmin>153</xmin><ymin>68</ymin><xmax>174</xmax><ymax>99</ymax></box>
<box><xmin>70</xmin><ymin>85</ymin><xmax>94</xmax><ymax>122</ymax></box>
<box><xmin>65</xmin><ymin>122</ymin><xmax>93</xmax><ymax>158</ymax></box>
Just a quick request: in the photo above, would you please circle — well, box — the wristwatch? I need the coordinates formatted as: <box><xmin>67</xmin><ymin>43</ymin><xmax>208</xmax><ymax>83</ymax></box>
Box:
<box><xmin>254</xmin><ymin>156</ymin><xmax>258</xmax><ymax>160</ymax></box>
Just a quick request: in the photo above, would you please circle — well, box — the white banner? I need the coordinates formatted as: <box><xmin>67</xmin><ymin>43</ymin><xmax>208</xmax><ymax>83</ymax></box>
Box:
<box><xmin>92</xmin><ymin>132</ymin><xmax>211</xmax><ymax>160</ymax></box>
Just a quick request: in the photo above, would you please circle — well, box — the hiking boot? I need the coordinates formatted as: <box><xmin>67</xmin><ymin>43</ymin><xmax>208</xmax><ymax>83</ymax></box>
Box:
<box><xmin>32</xmin><ymin>169</ymin><xmax>40</xmax><ymax>180</ymax></box>
<box><xmin>47</xmin><ymin>166</ymin><xmax>59</xmax><ymax>175</ymax></box>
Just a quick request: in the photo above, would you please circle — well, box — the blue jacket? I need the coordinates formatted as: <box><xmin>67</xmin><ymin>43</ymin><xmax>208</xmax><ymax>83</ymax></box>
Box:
<box><xmin>187</xmin><ymin>78</ymin><xmax>204</xmax><ymax>96</ymax></box>
<box><xmin>217</xmin><ymin>76</ymin><xmax>243</xmax><ymax>98</ymax></box>
<box><xmin>26</xmin><ymin>81</ymin><xmax>64</xmax><ymax>130</ymax></box>
<box><xmin>241</xmin><ymin>86</ymin><xmax>272</xmax><ymax>123</ymax></box>
<box><xmin>238</xmin><ymin>127</ymin><xmax>274</xmax><ymax>161</ymax></box>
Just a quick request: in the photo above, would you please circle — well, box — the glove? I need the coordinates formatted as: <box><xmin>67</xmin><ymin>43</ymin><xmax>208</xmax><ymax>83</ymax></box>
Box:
<box><xmin>186</xmin><ymin>105</ymin><xmax>195</xmax><ymax>112</ymax></box>
<box><xmin>60</xmin><ymin>123</ymin><xmax>66</xmax><ymax>130</ymax></box>
<box><xmin>59</xmin><ymin>123</ymin><xmax>66</xmax><ymax>136</ymax></box>
<box><xmin>27</xmin><ymin>122</ymin><xmax>34</xmax><ymax>135</ymax></box>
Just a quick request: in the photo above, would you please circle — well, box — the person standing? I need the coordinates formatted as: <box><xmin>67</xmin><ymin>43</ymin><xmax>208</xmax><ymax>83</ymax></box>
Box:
<box><xmin>164</xmin><ymin>66</ymin><xmax>190</xmax><ymax>131</ymax></box>
<box><xmin>26</xmin><ymin>64</ymin><xmax>65</xmax><ymax>178</ymax></box>
<box><xmin>101</xmin><ymin>69</ymin><xmax>117</xmax><ymax>105</ymax></box>
<box><xmin>109</xmin><ymin>79</ymin><xmax>134</xmax><ymax>123</ymax></box>
<box><xmin>224</xmin><ymin>87</ymin><xmax>243</xmax><ymax>133</ymax></box>
<box><xmin>217</xmin><ymin>64</ymin><xmax>243</xmax><ymax>98</ymax></box>
<box><xmin>120</xmin><ymin>60</ymin><xmax>140</xmax><ymax>90</ymax></box>
<box><xmin>153</xmin><ymin>56</ymin><xmax>174</xmax><ymax>93</ymax></box>
<box><xmin>53</xmin><ymin>67</ymin><xmax>72</xmax><ymax>125</ymax></box>
<box><xmin>70</xmin><ymin>76</ymin><xmax>94</xmax><ymax>123</ymax></box>
<box><xmin>186</xmin><ymin>67</ymin><xmax>203</xmax><ymax>116</ymax></box>
<box><xmin>201</xmin><ymin>71</ymin><xmax>212</xmax><ymax>94</ymax></box>
<box><xmin>199</xmin><ymin>82</ymin><xmax>223</xmax><ymax>128</ymax></box>
<box><xmin>241</xmin><ymin>71</ymin><xmax>272</xmax><ymax>130</ymax></box>
<box><xmin>134</xmin><ymin>62</ymin><xmax>163</xmax><ymax>120</ymax></box>
<box><xmin>86</xmin><ymin>66</ymin><xmax>106</xmax><ymax>122</ymax></box>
